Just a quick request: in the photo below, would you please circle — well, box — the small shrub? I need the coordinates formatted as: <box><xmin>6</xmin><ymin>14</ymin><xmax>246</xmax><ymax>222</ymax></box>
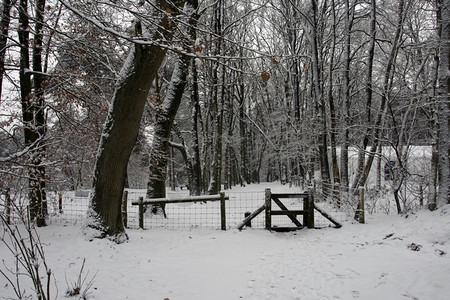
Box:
<box><xmin>0</xmin><ymin>214</ymin><xmax>53</xmax><ymax>300</ymax></box>
<box><xmin>66</xmin><ymin>258</ymin><xmax>96</xmax><ymax>299</ymax></box>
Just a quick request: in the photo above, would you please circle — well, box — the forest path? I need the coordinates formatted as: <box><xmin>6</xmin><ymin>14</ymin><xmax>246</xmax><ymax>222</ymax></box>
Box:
<box><xmin>240</xmin><ymin>210</ymin><xmax>450</xmax><ymax>300</ymax></box>
<box><xmin>1</xmin><ymin>209</ymin><xmax>449</xmax><ymax>300</ymax></box>
<box><xmin>242</xmin><ymin>229</ymin><xmax>362</xmax><ymax>300</ymax></box>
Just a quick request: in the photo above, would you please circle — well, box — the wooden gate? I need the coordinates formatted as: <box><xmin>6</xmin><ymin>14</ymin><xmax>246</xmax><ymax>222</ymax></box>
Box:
<box><xmin>265</xmin><ymin>189</ymin><xmax>314</xmax><ymax>231</ymax></box>
<box><xmin>237</xmin><ymin>188</ymin><xmax>342</xmax><ymax>231</ymax></box>
<box><xmin>237</xmin><ymin>188</ymin><xmax>315</xmax><ymax>231</ymax></box>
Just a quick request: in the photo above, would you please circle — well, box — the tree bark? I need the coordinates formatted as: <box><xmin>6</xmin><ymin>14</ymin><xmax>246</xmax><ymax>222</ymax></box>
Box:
<box><xmin>238</xmin><ymin>64</ymin><xmax>248</xmax><ymax>185</ymax></box>
<box><xmin>147</xmin><ymin>0</ymin><xmax>198</xmax><ymax>207</ymax></box>
<box><xmin>353</xmin><ymin>0</ymin><xmax>376</xmax><ymax>196</ymax></box>
<box><xmin>327</xmin><ymin>0</ymin><xmax>340</xmax><ymax>202</ymax></box>
<box><xmin>0</xmin><ymin>0</ymin><xmax>12</xmax><ymax>103</ymax></box>
<box><xmin>87</xmin><ymin>0</ymin><xmax>185</xmax><ymax>241</ymax></box>
<box><xmin>18</xmin><ymin>0</ymin><xmax>47</xmax><ymax>226</ymax></box>
<box><xmin>146</xmin><ymin>54</ymin><xmax>190</xmax><ymax>205</ymax></box>
<box><xmin>310</xmin><ymin>0</ymin><xmax>331</xmax><ymax>196</ymax></box>
<box><xmin>208</xmin><ymin>0</ymin><xmax>224</xmax><ymax>194</ymax></box>
<box><xmin>190</xmin><ymin>31</ymin><xmax>202</xmax><ymax>195</ymax></box>
<box><xmin>436</xmin><ymin>0</ymin><xmax>450</xmax><ymax>206</ymax></box>
<box><xmin>32</xmin><ymin>0</ymin><xmax>48</xmax><ymax>225</ymax></box>
<box><xmin>340</xmin><ymin>0</ymin><xmax>352</xmax><ymax>192</ymax></box>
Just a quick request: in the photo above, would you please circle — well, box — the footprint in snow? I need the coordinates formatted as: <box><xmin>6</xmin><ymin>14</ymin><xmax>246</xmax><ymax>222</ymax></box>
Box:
<box><xmin>351</xmin><ymin>290</ymin><xmax>360</xmax><ymax>298</ymax></box>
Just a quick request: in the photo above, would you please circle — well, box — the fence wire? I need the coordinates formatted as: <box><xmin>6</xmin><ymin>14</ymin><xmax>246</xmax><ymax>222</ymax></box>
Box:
<box><xmin>1</xmin><ymin>188</ymin><xmax>347</xmax><ymax>230</ymax></box>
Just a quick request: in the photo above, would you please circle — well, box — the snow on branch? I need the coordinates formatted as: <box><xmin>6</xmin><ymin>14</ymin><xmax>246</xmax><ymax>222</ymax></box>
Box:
<box><xmin>0</xmin><ymin>139</ymin><xmax>42</xmax><ymax>163</ymax></box>
<box><xmin>58</xmin><ymin>0</ymin><xmax>291</xmax><ymax>65</ymax></box>
<box><xmin>59</xmin><ymin>0</ymin><xmax>187</xmax><ymax>54</ymax></box>
<box><xmin>244</xmin><ymin>111</ymin><xmax>279</xmax><ymax>152</ymax></box>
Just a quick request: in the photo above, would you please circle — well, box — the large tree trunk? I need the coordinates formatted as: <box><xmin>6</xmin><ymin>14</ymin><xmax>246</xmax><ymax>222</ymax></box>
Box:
<box><xmin>428</xmin><ymin>25</ymin><xmax>441</xmax><ymax>209</ymax></box>
<box><xmin>209</xmin><ymin>64</ymin><xmax>225</xmax><ymax>194</ymax></box>
<box><xmin>147</xmin><ymin>0</ymin><xmax>198</xmax><ymax>209</ymax></box>
<box><xmin>327</xmin><ymin>0</ymin><xmax>340</xmax><ymax>202</ymax></box>
<box><xmin>353</xmin><ymin>0</ymin><xmax>375</xmax><ymax>197</ymax></box>
<box><xmin>18</xmin><ymin>0</ymin><xmax>47</xmax><ymax>226</ymax></box>
<box><xmin>310</xmin><ymin>0</ymin><xmax>331</xmax><ymax>196</ymax></box>
<box><xmin>190</xmin><ymin>38</ymin><xmax>202</xmax><ymax>196</ymax></box>
<box><xmin>87</xmin><ymin>0</ymin><xmax>185</xmax><ymax>241</ymax></box>
<box><xmin>32</xmin><ymin>0</ymin><xmax>48</xmax><ymax>225</ymax></box>
<box><xmin>208</xmin><ymin>0</ymin><xmax>224</xmax><ymax>194</ymax></box>
<box><xmin>436</xmin><ymin>0</ymin><xmax>450</xmax><ymax>206</ymax></box>
<box><xmin>146</xmin><ymin>54</ymin><xmax>190</xmax><ymax>205</ymax></box>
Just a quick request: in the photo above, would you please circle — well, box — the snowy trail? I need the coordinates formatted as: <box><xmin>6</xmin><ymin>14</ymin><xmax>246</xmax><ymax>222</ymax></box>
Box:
<box><xmin>240</xmin><ymin>212</ymin><xmax>450</xmax><ymax>300</ymax></box>
<box><xmin>242</xmin><ymin>230</ymin><xmax>361</xmax><ymax>300</ymax></box>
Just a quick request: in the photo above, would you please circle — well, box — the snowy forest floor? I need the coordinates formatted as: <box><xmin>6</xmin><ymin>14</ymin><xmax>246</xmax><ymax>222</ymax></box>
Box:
<box><xmin>1</xmin><ymin>184</ymin><xmax>450</xmax><ymax>300</ymax></box>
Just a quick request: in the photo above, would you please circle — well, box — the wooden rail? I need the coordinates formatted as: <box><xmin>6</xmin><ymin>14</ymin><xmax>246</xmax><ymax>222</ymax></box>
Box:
<box><xmin>265</xmin><ymin>189</ymin><xmax>315</xmax><ymax>231</ymax></box>
<box><xmin>236</xmin><ymin>204</ymin><xmax>266</xmax><ymax>230</ymax></box>
<box><xmin>131</xmin><ymin>192</ymin><xmax>229</xmax><ymax>230</ymax></box>
<box><xmin>237</xmin><ymin>189</ymin><xmax>315</xmax><ymax>231</ymax></box>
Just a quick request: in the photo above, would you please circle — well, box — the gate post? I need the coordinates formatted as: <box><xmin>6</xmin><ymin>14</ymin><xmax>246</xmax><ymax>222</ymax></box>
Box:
<box><xmin>220</xmin><ymin>192</ymin><xmax>226</xmax><ymax>230</ymax></box>
<box><xmin>138</xmin><ymin>196</ymin><xmax>144</xmax><ymax>229</ymax></box>
<box><xmin>265</xmin><ymin>188</ymin><xmax>271</xmax><ymax>230</ymax></box>
<box><xmin>357</xmin><ymin>187</ymin><xmax>365</xmax><ymax>224</ymax></box>
<box><xmin>122</xmin><ymin>190</ymin><xmax>128</xmax><ymax>228</ymax></box>
<box><xmin>244</xmin><ymin>212</ymin><xmax>252</xmax><ymax>227</ymax></box>
<box><xmin>305</xmin><ymin>189</ymin><xmax>315</xmax><ymax>228</ymax></box>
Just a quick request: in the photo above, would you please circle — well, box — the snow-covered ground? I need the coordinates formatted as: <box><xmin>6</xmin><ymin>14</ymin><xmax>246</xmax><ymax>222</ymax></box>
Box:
<box><xmin>1</xmin><ymin>183</ymin><xmax>449</xmax><ymax>300</ymax></box>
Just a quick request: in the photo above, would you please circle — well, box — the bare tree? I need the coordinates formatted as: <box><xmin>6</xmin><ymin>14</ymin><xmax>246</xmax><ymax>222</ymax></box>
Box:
<box><xmin>436</xmin><ymin>0</ymin><xmax>450</xmax><ymax>207</ymax></box>
<box><xmin>340</xmin><ymin>0</ymin><xmax>357</xmax><ymax>192</ymax></box>
<box><xmin>17</xmin><ymin>0</ymin><xmax>49</xmax><ymax>226</ymax></box>
<box><xmin>309</xmin><ymin>0</ymin><xmax>331</xmax><ymax>195</ymax></box>
<box><xmin>352</xmin><ymin>0</ymin><xmax>407</xmax><ymax>194</ymax></box>
<box><xmin>84</xmin><ymin>0</ymin><xmax>185</xmax><ymax>241</ymax></box>
<box><xmin>0</xmin><ymin>0</ymin><xmax>12</xmax><ymax>103</ymax></box>
<box><xmin>147</xmin><ymin>0</ymin><xmax>199</xmax><ymax>213</ymax></box>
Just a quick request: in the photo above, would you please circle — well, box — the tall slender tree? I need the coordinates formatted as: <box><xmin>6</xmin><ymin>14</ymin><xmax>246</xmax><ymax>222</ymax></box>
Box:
<box><xmin>352</xmin><ymin>0</ymin><xmax>406</xmax><ymax>194</ymax></box>
<box><xmin>147</xmin><ymin>0</ymin><xmax>199</xmax><ymax>211</ymax></box>
<box><xmin>0</xmin><ymin>0</ymin><xmax>12</xmax><ymax>103</ymax></box>
<box><xmin>17</xmin><ymin>0</ymin><xmax>48</xmax><ymax>226</ymax></box>
<box><xmin>208</xmin><ymin>0</ymin><xmax>225</xmax><ymax>194</ymax></box>
<box><xmin>340</xmin><ymin>0</ymin><xmax>355</xmax><ymax>192</ymax></box>
<box><xmin>309</xmin><ymin>0</ymin><xmax>331</xmax><ymax>195</ymax></box>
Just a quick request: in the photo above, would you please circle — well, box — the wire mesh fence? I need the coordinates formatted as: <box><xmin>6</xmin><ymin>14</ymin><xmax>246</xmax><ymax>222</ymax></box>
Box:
<box><xmin>1</xmin><ymin>188</ymin><xmax>348</xmax><ymax>230</ymax></box>
<box><xmin>226</xmin><ymin>190</ymin><xmax>266</xmax><ymax>228</ymax></box>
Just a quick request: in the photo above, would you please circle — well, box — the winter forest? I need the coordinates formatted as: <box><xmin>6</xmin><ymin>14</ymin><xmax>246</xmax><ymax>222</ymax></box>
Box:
<box><xmin>1</xmin><ymin>0</ymin><xmax>448</xmax><ymax>236</ymax></box>
<box><xmin>0</xmin><ymin>0</ymin><xmax>449</xmax><ymax>299</ymax></box>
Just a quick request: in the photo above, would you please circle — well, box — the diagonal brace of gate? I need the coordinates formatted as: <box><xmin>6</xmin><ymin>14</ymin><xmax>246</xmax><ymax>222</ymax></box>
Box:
<box><xmin>271</xmin><ymin>196</ymin><xmax>303</xmax><ymax>228</ymax></box>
